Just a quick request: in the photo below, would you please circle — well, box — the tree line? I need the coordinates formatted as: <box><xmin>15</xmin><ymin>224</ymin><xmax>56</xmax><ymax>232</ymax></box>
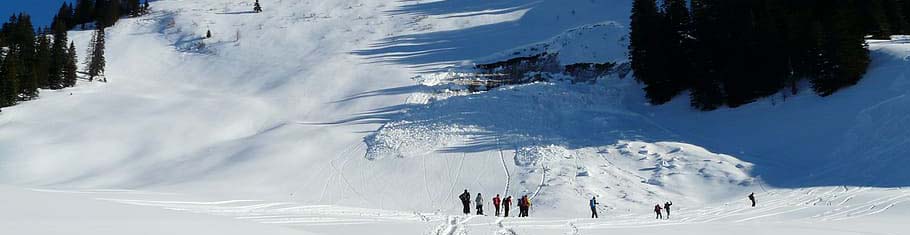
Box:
<box><xmin>629</xmin><ymin>0</ymin><xmax>908</xmax><ymax>110</ymax></box>
<box><xmin>60</xmin><ymin>0</ymin><xmax>150</xmax><ymax>30</ymax></box>
<box><xmin>0</xmin><ymin>1</ymin><xmax>149</xmax><ymax>109</ymax></box>
<box><xmin>0</xmin><ymin>13</ymin><xmax>78</xmax><ymax>107</ymax></box>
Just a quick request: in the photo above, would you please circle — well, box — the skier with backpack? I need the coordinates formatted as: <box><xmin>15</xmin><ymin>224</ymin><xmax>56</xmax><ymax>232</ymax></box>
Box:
<box><xmin>654</xmin><ymin>204</ymin><xmax>663</xmax><ymax>219</ymax></box>
<box><xmin>493</xmin><ymin>194</ymin><xmax>502</xmax><ymax>216</ymax></box>
<box><xmin>590</xmin><ymin>197</ymin><xmax>599</xmax><ymax>218</ymax></box>
<box><xmin>475</xmin><ymin>193</ymin><xmax>484</xmax><ymax>215</ymax></box>
<box><xmin>459</xmin><ymin>190</ymin><xmax>471</xmax><ymax>214</ymax></box>
<box><xmin>664</xmin><ymin>201</ymin><xmax>673</xmax><ymax>219</ymax></box>
<box><xmin>503</xmin><ymin>196</ymin><xmax>513</xmax><ymax>217</ymax></box>
<box><xmin>518</xmin><ymin>195</ymin><xmax>532</xmax><ymax>217</ymax></box>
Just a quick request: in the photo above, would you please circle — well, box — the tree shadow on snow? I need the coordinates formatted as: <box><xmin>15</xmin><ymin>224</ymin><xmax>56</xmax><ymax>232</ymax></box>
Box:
<box><xmin>340</xmin><ymin>0</ymin><xmax>910</xmax><ymax>189</ymax></box>
<box><xmin>352</xmin><ymin>0</ymin><xmax>632</xmax><ymax>73</ymax></box>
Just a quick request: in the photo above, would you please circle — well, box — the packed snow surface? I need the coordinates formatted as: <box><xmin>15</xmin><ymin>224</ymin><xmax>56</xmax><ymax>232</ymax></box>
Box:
<box><xmin>0</xmin><ymin>0</ymin><xmax>908</xmax><ymax>234</ymax></box>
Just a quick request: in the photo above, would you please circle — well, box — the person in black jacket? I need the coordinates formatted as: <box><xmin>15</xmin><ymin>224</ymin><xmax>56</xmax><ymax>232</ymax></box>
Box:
<box><xmin>590</xmin><ymin>197</ymin><xmax>599</xmax><ymax>218</ymax></box>
<box><xmin>459</xmin><ymin>190</ymin><xmax>471</xmax><ymax>214</ymax></box>
<box><xmin>748</xmin><ymin>193</ymin><xmax>756</xmax><ymax>207</ymax></box>
<box><xmin>664</xmin><ymin>201</ymin><xmax>673</xmax><ymax>219</ymax></box>
<box><xmin>654</xmin><ymin>204</ymin><xmax>663</xmax><ymax>219</ymax></box>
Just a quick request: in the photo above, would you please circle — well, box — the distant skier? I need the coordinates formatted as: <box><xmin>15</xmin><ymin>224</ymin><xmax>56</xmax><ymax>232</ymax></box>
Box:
<box><xmin>503</xmin><ymin>196</ymin><xmax>513</xmax><ymax>217</ymax></box>
<box><xmin>253</xmin><ymin>0</ymin><xmax>263</xmax><ymax>13</ymax></box>
<box><xmin>459</xmin><ymin>190</ymin><xmax>471</xmax><ymax>214</ymax></box>
<box><xmin>475</xmin><ymin>193</ymin><xmax>485</xmax><ymax>215</ymax></box>
<box><xmin>664</xmin><ymin>201</ymin><xmax>673</xmax><ymax>219</ymax></box>
<box><xmin>748</xmin><ymin>192</ymin><xmax>756</xmax><ymax>207</ymax></box>
<box><xmin>493</xmin><ymin>194</ymin><xmax>502</xmax><ymax>216</ymax></box>
<box><xmin>654</xmin><ymin>204</ymin><xmax>663</xmax><ymax>219</ymax></box>
<box><xmin>590</xmin><ymin>197</ymin><xmax>599</xmax><ymax>218</ymax></box>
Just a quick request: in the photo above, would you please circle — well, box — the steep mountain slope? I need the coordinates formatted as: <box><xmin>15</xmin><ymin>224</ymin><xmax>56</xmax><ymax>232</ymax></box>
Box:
<box><xmin>0</xmin><ymin>0</ymin><xmax>908</xmax><ymax>234</ymax></box>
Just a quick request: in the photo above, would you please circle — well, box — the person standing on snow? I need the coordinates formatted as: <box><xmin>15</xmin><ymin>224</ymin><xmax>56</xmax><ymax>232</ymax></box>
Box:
<box><xmin>590</xmin><ymin>197</ymin><xmax>599</xmax><ymax>218</ymax></box>
<box><xmin>520</xmin><ymin>195</ymin><xmax>532</xmax><ymax>217</ymax></box>
<box><xmin>475</xmin><ymin>193</ymin><xmax>485</xmax><ymax>215</ymax></box>
<box><xmin>654</xmin><ymin>204</ymin><xmax>663</xmax><ymax>219</ymax></box>
<box><xmin>459</xmin><ymin>190</ymin><xmax>471</xmax><ymax>214</ymax></box>
<box><xmin>664</xmin><ymin>201</ymin><xmax>673</xmax><ymax>219</ymax></box>
<box><xmin>748</xmin><ymin>192</ymin><xmax>756</xmax><ymax>207</ymax></box>
<box><xmin>503</xmin><ymin>196</ymin><xmax>513</xmax><ymax>217</ymax></box>
<box><xmin>517</xmin><ymin>196</ymin><xmax>526</xmax><ymax>217</ymax></box>
<box><xmin>493</xmin><ymin>194</ymin><xmax>502</xmax><ymax>216</ymax></box>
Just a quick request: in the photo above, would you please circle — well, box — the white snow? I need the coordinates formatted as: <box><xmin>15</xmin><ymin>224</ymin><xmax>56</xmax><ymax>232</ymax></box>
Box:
<box><xmin>0</xmin><ymin>0</ymin><xmax>908</xmax><ymax>234</ymax></box>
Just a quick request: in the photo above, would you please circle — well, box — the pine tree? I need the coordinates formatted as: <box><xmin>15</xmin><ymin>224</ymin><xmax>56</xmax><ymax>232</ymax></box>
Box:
<box><xmin>49</xmin><ymin>20</ymin><xmax>69</xmax><ymax>89</ymax></box>
<box><xmin>35</xmin><ymin>31</ymin><xmax>52</xmax><ymax>89</ymax></box>
<box><xmin>63</xmin><ymin>42</ymin><xmax>78</xmax><ymax>87</ymax></box>
<box><xmin>688</xmin><ymin>0</ymin><xmax>725</xmax><ymax>110</ymax></box>
<box><xmin>0</xmin><ymin>51</ymin><xmax>19</xmax><ymax>107</ymax></box>
<box><xmin>658</xmin><ymin>0</ymin><xmax>693</xmax><ymax>103</ymax></box>
<box><xmin>52</xmin><ymin>3</ymin><xmax>75</xmax><ymax>30</ymax></box>
<box><xmin>107</xmin><ymin>0</ymin><xmax>122</xmax><ymax>27</ymax></box>
<box><xmin>630</xmin><ymin>0</ymin><xmax>674</xmax><ymax>104</ymax></box>
<box><xmin>881</xmin><ymin>0</ymin><xmax>907</xmax><ymax>34</ymax></box>
<box><xmin>812</xmin><ymin>0</ymin><xmax>870</xmax><ymax>96</ymax></box>
<box><xmin>75</xmin><ymin>0</ymin><xmax>95</xmax><ymax>30</ymax></box>
<box><xmin>94</xmin><ymin>0</ymin><xmax>108</xmax><ymax>28</ymax></box>
<box><xmin>128</xmin><ymin>0</ymin><xmax>141</xmax><ymax>17</ymax></box>
<box><xmin>86</xmin><ymin>28</ymin><xmax>105</xmax><ymax>82</ymax></box>
<box><xmin>12</xmin><ymin>13</ymin><xmax>38</xmax><ymax>100</ymax></box>
<box><xmin>857</xmin><ymin>0</ymin><xmax>892</xmax><ymax>39</ymax></box>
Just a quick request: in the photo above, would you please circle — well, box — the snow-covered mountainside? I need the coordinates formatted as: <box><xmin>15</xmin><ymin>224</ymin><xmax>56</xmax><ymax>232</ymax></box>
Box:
<box><xmin>0</xmin><ymin>0</ymin><xmax>908</xmax><ymax>234</ymax></box>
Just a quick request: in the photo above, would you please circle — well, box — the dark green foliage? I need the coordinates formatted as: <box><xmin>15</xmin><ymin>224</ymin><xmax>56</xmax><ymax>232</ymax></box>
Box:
<box><xmin>0</xmin><ymin>51</ymin><xmax>19</xmax><ymax>107</ymax></box>
<box><xmin>49</xmin><ymin>20</ymin><xmax>69</xmax><ymax>89</ymax></box>
<box><xmin>0</xmin><ymin>11</ymin><xmax>85</xmax><ymax>109</ymax></box>
<box><xmin>128</xmin><ymin>0</ymin><xmax>142</xmax><ymax>17</ymax></box>
<box><xmin>35</xmin><ymin>31</ymin><xmax>52</xmax><ymax>89</ymax></box>
<box><xmin>86</xmin><ymin>28</ymin><xmax>106</xmax><ymax>82</ymax></box>
<box><xmin>75</xmin><ymin>0</ymin><xmax>95</xmax><ymax>29</ymax></box>
<box><xmin>630</xmin><ymin>0</ymin><xmax>880</xmax><ymax>110</ymax></box>
<box><xmin>630</xmin><ymin>0</ymin><xmax>678</xmax><ymax>104</ymax></box>
<box><xmin>63</xmin><ymin>42</ymin><xmax>78</xmax><ymax>88</ymax></box>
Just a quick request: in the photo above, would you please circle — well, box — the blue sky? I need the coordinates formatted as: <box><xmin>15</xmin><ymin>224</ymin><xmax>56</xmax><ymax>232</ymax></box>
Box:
<box><xmin>0</xmin><ymin>0</ymin><xmax>70</xmax><ymax>28</ymax></box>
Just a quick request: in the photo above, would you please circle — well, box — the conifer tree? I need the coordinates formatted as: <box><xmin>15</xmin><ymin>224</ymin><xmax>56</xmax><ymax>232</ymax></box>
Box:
<box><xmin>49</xmin><ymin>20</ymin><xmax>69</xmax><ymax>89</ymax></box>
<box><xmin>630</xmin><ymin>0</ymin><xmax>674</xmax><ymax>104</ymax></box>
<box><xmin>35</xmin><ymin>31</ymin><xmax>52</xmax><ymax>89</ymax></box>
<box><xmin>12</xmin><ymin>13</ymin><xmax>38</xmax><ymax>100</ymax></box>
<box><xmin>107</xmin><ymin>0</ymin><xmax>122</xmax><ymax>27</ymax></box>
<box><xmin>813</xmin><ymin>0</ymin><xmax>870</xmax><ymax>96</ymax></box>
<box><xmin>86</xmin><ymin>28</ymin><xmax>105</xmax><ymax>82</ymax></box>
<box><xmin>688</xmin><ymin>0</ymin><xmax>725</xmax><ymax>110</ymax></box>
<box><xmin>0</xmin><ymin>51</ymin><xmax>19</xmax><ymax>107</ymax></box>
<box><xmin>63</xmin><ymin>42</ymin><xmax>78</xmax><ymax>88</ymax></box>
<box><xmin>128</xmin><ymin>0</ymin><xmax>141</xmax><ymax>17</ymax></box>
<box><xmin>75</xmin><ymin>0</ymin><xmax>95</xmax><ymax>30</ymax></box>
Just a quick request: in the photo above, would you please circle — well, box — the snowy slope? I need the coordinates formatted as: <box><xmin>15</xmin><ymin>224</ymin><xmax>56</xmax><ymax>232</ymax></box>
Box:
<box><xmin>0</xmin><ymin>0</ymin><xmax>908</xmax><ymax>234</ymax></box>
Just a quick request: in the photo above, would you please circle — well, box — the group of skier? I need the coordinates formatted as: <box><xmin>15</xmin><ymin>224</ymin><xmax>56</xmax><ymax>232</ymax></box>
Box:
<box><xmin>653</xmin><ymin>201</ymin><xmax>672</xmax><ymax>219</ymax></box>
<box><xmin>650</xmin><ymin>192</ymin><xmax>757</xmax><ymax>220</ymax></box>
<box><xmin>459</xmin><ymin>190</ymin><xmax>532</xmax><ymax>217</ymax></box>
<box><xmin>461</xmin><ymin>190</ymin><xmax>759</xmax><ymax>220</ymax></box>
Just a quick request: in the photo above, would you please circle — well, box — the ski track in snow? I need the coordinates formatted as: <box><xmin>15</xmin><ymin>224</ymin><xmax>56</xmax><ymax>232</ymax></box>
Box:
<box><xmin>24</xmin><ymin>186</ymin><xmax>899</xmax><ymax>234</ymax></box>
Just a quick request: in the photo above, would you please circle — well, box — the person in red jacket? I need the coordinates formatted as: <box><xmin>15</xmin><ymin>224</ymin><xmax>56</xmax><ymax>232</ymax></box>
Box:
<box><xmin>493</xmin><ymin>194</ymin><xmax>502</xmax><ymax>216</ymax></box>
<box><xmin>503</xmin><ymin>196</ymin><xmax>513</xmax><ymax>217</ymax></box>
